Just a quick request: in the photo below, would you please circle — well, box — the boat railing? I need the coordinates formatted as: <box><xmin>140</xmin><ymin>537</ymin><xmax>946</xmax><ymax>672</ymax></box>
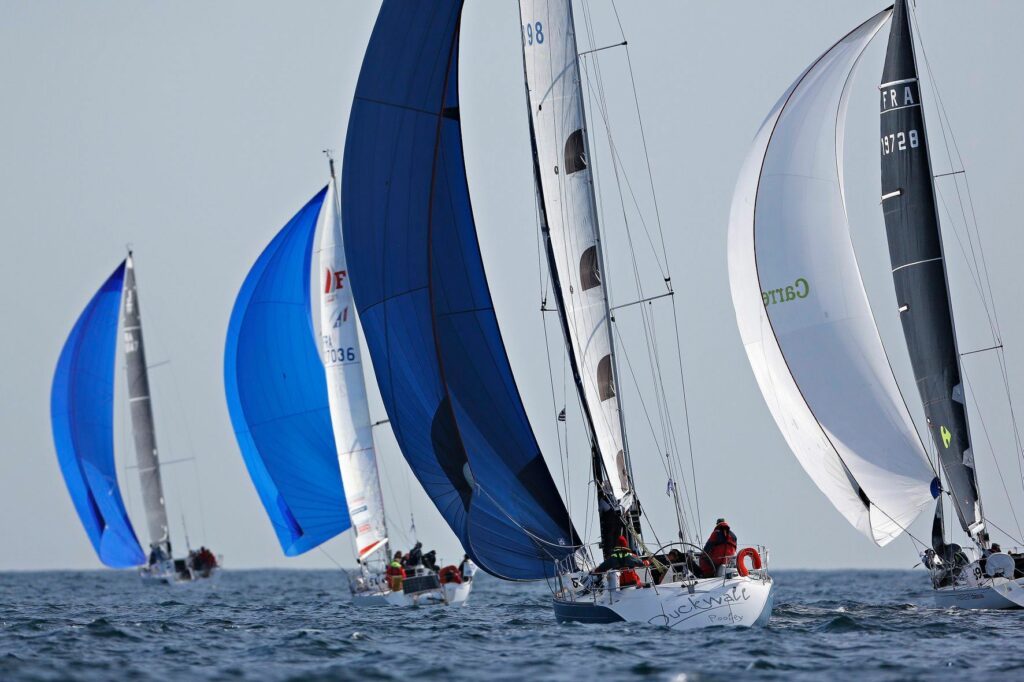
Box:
<box><xmin>552</xmin><ymin>542</ymin><xmax>771</xmax><ymax>604</ymax></box>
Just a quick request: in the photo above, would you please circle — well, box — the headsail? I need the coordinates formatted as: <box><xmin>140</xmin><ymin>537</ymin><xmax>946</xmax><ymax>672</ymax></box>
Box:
<box><xmin>225</xmin><ymin>188</ymin><xmax>350</xmax><ymax>556</ymax></box>
<box><xmin>51</xmin><ymin>261</ymin><xmax>146</xmax><ymax>568</ymax></box>
<box><xmin>518</xmin><ymin>0</ymin><xmax>639</xmax><ymax>556</ymax></box>
<box><xmin>880</xmin><ymin>0</ymin><xmax>982</xmax><ymax>539</ymax></box>
<box><xmin>343</xmin><ymin>0</ymin><xmax>579</xmax><ymax>580</ymax></box>
<box><xmin>727</xmin><ymin>8</ymin><xmax>937</xmax><ymax>546</ymax></box>
<box><xmin>317</xmin><ymin>174</ymin><xmax>388</xmax><ymax>562</ymax></box>
<box><xmin>122</xmin><ymin>254</ymin><xmax>171</xmax><ymax>556</ymax></box>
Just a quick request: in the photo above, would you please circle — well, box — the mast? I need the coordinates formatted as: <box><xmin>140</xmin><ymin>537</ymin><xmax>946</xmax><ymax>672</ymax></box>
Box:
<box><xmin>122</xmin><ymin>253</ymin><xmax>172</xmax><ymax>559</ymax></box>
<box><xmin>518</xmin><ymin>0</ymin><xmax>641</xmax><ymax>558</ymax></box>
<box><xmin>879</xmin><ymin>0</ymin><xmax>984</xmax><ymax>545</ymax></box>
<box><xmin>318</xmin><ymin>155</ymin><xmax>390</xmax><ymax>565</ymax></box>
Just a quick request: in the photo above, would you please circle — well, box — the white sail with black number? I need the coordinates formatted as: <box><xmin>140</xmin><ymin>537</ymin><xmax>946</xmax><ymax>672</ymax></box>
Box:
<box><xmin>519</xmin><ymin>0</ymin><xmax>631</xmax><ymax>508</ymax></box>
<box><xmin>727</xmin><ymin>8</ymin><xmax>937</xmax><ymax>546</ymax></box>
<box><xmin>317</xmin><ymin>176</ymin><xmax>388</xmax><ymax>562</ymax></box>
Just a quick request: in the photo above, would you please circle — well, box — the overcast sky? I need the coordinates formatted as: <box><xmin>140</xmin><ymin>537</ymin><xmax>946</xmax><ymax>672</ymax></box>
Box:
<box><xmin>3</xmin><ymin>1</ymin><xmax>1023</xmax><ymax>572</ymax></box>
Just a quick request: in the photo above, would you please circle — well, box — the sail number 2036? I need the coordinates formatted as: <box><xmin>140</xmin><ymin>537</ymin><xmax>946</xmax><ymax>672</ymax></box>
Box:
<box><xmin>881</xmin><ymin>129</ymin><xmax>919</xmax><ymax>155</ymax></box>
<box><xmin>523</xmin><ymin>21</ymin><xmax>544</xmax><ymax>45</ymax></box>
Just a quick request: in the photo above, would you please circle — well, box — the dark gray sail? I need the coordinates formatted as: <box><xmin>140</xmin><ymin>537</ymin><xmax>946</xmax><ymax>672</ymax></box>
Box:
<box><xmin>879</xmin><ymin>0</ymin><xmax>981</xmax><ymax>539</ymax></box>
<box><xmin>122</xmin><ymin>254</ymin><xmax>171</xmax><ymax>556</ymax></box>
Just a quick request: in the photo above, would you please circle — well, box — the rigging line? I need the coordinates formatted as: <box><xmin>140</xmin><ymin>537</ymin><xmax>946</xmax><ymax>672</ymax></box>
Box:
<box><xmin>670</xmin><ymin>299</ymin><xmax>701</xmax><ymax>534</ymax></box>
<box><xmin>912</xmin><ymin>5</ymin><xmax>1001</xmax><ymax>343</ymax></box>
<box><xmin>577</xmin><ymin>5</ymin><xmax>667</xmax><ymax>280</ymax></box>
<box><xmin>579</xmin><ymin>55</ymin><xmax>668</xmax><ymax>280</ymax></box>
<box><xmin>608</xmin><ymin>290</ymin><xmax>673</xmax><ymax>312</ymax></box>
<box><xmin>984</xmin><ymin>517</ymin><xmax>1024</xmax><ymax>548</ymax></box>
<box><xmin>610</xmin><ymin>0</ymin><xmax>671</xmax><ymax>280</ymax></box>
<box><xmin>579</xmin><ymin>8</ymin><xmax>693</xmax><ymax>538</ymax></box>
<box><xmin>577</xmin><ymin>40</ymin><xmax>627</xmax><ymax>57</ymax></box>
<box><xmin>963</xmin><ymin>372</ymin><xmax>1024</xmax><ymax>542</ymax></box>
<box><xmin>961</xmin><ymin>345</ymin><xmax>1004</xmax><ymax>358</ymax></box>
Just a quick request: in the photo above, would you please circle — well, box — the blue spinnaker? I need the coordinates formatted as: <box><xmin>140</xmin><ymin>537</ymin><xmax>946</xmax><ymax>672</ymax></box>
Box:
<box><xmin>51</xmin><ymin>261</ymin><xmax>146</xmax><ymax>568</ymax></box>
<box><xmin>343</xmin><ymin>0</ymin><xmax>579</xmax><ymax>580</ymax></box>
<box><xmin>225</xmin><ymin>187</ymin><xmax>350</xmax><ymax>556</ymax></box>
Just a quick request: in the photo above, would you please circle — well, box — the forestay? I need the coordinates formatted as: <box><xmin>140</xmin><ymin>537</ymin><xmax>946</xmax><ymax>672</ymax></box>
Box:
<box><xmin>727</xmin><ymin>8</ymin><xmax>937</xmax><ymax>546</ymax></box>
<box><xmin>51</xmin><ymin>261</ymin><xmax>146</xmax><ymax>568</ymax></box>
<box><xmin>343</xmin><ymin>0</ymin><xmax>579</xmax><ymax>580</ymax></box>
<box><xmin>519</xmin><ymin>0</ymin><xmax>631</xmax><ymax>505</ymax></box>
<box><xmin>317</xmin><ymin>179</ymin><xmax>388</xmax><ymax>561</ymax></box>
<box><xmin>122</xmin><ymin>255</ymin><xmax>171</xmax><ymax>554</ymax></box>
<box><xmin>225</xmin><ymin>188</ymin><xmax>350</xmax><ymax>556</ymax></box>
<box><xmin>879</xmin><ymin>0</ymin><xmax>981</xmax><ymax>537</ymax></box>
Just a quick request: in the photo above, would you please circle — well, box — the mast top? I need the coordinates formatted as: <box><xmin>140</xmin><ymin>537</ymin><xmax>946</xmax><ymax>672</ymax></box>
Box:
<box><xmin>323</xmin><ymin>149</ymin><xmax>336</xmax><ymax>180</ymax></box>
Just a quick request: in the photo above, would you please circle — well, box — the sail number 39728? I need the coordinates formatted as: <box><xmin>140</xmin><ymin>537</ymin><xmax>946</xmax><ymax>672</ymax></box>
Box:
<box><xmin>523</xmin><ymin>21</ymin><xmax>544</xmax><ymax>46</ymax></box>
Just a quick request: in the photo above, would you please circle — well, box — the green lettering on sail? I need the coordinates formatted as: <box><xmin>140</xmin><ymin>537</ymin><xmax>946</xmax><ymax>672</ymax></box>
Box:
<box><xmin>761</xmin><ymin>277</ymin><xmax>810</xmax><ymax>307</ymax></box>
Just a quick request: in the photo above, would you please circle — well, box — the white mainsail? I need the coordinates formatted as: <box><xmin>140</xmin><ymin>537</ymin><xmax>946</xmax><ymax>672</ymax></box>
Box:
<box><xmin>727</xmin><ymin>8</ymin><xmax>936</xmax><ymax>546</ymax></box>
<box><xmin>519</xmin><ymin>0</ymin><xmax>631</xmax><ymax>503</ymax></box>
<box><xmin>317</xmin><ymin>177</ymin><xmax>388</xmax><ymax>561</ymax></box>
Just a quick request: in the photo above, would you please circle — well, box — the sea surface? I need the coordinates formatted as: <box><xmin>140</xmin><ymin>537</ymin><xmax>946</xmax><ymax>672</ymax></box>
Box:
<box><xmin>2</xmin><ymin>569</ymin><xmax>1023</xmax><ymax>681</ymax></box>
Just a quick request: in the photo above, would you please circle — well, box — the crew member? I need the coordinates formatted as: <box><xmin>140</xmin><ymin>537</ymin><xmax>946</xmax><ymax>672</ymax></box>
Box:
<box><xmin>594</xmin><ymin>535</ymin><xmax>644</xmax><ymax>587</ymax></box>
<box><xmin>404</xmin><ymin>541</ymin><xmax>423</xmax><ymax>568</ymax></box>
<box><xmin>386</xmin><ymin>551</ymin><xmax>406</xmax><ymax>591</ymax></box>
<box><xmin>701</xmin><ymin>518</ymin><xmax>737</xmax><ymax>577</ymax></box>
<box><xmin>459</xmin><ymin>554</ymin><xmax>478</xmax><ymax>582</ymax></box>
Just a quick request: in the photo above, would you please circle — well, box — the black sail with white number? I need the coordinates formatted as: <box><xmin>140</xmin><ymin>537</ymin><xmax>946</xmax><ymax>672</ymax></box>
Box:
<box><xmin>880</xmin><ymin>0</ymin><xmax>981</xmax><ymax>537</ymax></box>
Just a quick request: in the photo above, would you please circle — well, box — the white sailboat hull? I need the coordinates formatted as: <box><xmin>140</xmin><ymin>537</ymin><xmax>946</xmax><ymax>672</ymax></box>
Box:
<box><xmin>351</xmin><ymin>580</ymin><xmax>472</xmax><ymax>607</ymax></box>
<box><xmin>934</xmin><ymin>577</ymin><xmax>1024</xmax><ymax>610</ymax></box>
<box><xmin>554</xmin><ymin>574</ymin><xmax>773</xmax><ymax>629</ymax></box>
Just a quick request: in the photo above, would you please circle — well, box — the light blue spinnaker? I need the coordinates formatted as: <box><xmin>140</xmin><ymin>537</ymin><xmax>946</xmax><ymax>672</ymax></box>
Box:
<box><xmin>224</xmin><ymin>187</ymin><xmax>350</xmax><ymax>556</ymax></box>
<box><xmin>51</xmin><ymin>261</ymin><xmax>146</xmax><ymax>568</ymax></box>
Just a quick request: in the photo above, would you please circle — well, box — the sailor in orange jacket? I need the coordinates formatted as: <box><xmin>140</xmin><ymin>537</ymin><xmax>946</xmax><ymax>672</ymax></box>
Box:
<box><xmin>701</xmin><ymin>518</ymin><xmax>737</xmax><ymax>577</ymax></box>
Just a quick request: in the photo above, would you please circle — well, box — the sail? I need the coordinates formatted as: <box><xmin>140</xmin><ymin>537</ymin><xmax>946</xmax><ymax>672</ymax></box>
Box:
<box><xmin>224</xmin><ymin>187</ymin><xmax>350</xmax><ymax>556</ymax></box>
<box><xmin>519</xmin><ymin>0</ymin><xmax>631</xmax><ymax>505</ymax></box>
<box><xmin>51</xmin><ymin>261</ymin><xmax>146</xmax><ymax>568</ymax></box>
<box><xmin>880</xmin><ymin>0</ymin><xmax>981</xmax><ymax>537</ymax></box>
<box><xmin>317</xmin><ymin>178</ymin><xmax>388</xmax><ymax>561</ymax></box>
<box><xmin>121</xmin><ymin>254</ymin><xmax>171</xmax><ymax>554</ymax></box>
<box><xmin>727</xmin><ymin>8</ymin><xmax>937</xmax><ymax>546</ymax></box>
<box><xmin>343</xmin><ymin>0</ymin><xmax>579</xmax><ymax>580</ymax></box>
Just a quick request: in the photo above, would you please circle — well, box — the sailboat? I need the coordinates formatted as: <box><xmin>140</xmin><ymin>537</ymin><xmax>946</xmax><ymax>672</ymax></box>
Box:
<box><xmin>224</xmin><ymin>161</ymin><xmax>472</xmax><ymax>607</ymax></box>
<box><xmin>342</xmin><ymin>0</ymin><xmax>773</xmax><ymax>628</ymax></box>
<box><xmin>51</xmin><ymin>254</ymin><xmax>219</xmax><ymax>584</ymax></box>
<box><xmin>728</xmin><ymin>1</ymin><xmax>1024</xmax><ymax>608</ymax></box>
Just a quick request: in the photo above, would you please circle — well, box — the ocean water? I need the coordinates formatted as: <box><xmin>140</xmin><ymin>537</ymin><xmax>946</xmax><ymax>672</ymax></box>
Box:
<box><xmin>2</xmin><ymin>569</ymin><xmax>1023</xmax><ymax>681</ymax></box>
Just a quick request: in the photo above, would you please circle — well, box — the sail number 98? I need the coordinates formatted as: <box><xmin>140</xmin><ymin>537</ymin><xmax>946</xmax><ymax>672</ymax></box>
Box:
<box><xmin>881</xmin><ymin>129</ymin><xmax>919</xmax><ymax>155</ymax></box>
<box><xmin>523</xmin><ymin>21</ymin><xmax>544</xmax><ymax>46</ymax></box>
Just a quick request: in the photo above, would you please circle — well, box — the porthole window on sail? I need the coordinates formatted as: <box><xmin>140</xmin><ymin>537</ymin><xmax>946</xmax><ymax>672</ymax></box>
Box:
<box><xmin>579</xmin><ymin>245</ymin><xmax>601</xmax><ymax>291</ymax></box>
<box><xmin>598</xmin><ymin>354</ymin><xmax>615</xmax><ymax>401</ymax></box>
<box><xmin>564</xmin><ymin>129</ymin><xmax>587</xmax><ymax>174</ymax></box>
<box><xmin>616</xmin><ymin>450</ymin><xmax>629</xmax><ymax>490</ymax></box>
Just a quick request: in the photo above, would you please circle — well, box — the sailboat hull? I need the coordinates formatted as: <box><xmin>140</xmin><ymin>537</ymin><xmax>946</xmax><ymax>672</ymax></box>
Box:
<box><xmin>351</xmin><ymin>580</ymin><xmax>472</xmax><ymax>607</ymax></box>
<box><xmin>139</xmin><ymin>558</ymin><xmax>221</xmax><ymax>586</ymax></box>
<box><xmin>553</xmin><ymin>574</ymin><xmax>773</xmax><ymax>629</ymax></box>
<box><xmin>934</xmin><ymin>578</ymin><xmax>1024</xmax><ymax>610</ymax></box>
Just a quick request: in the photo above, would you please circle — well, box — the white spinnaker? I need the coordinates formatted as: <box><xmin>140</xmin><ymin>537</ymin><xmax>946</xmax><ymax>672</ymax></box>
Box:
<box><xmin>727</xmin><ymin>8</ymin><xmax>935</xmax><ymax>546</ymax></box>
<box><xmin>317</xmin><ymin>180</ymin><xmax>388</xmax><ymax>560</ymax></box>
<box><xmin>520</xmin><ymin>0</ymin><xmax>630</xmax><ymax>503</ymax></box>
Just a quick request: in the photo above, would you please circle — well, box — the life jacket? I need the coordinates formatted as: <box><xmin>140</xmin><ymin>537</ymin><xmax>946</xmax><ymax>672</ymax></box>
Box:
<box><xmin>438</xmin><ymin>565</ymin><xmax>462</xmax><ymax>585</ymax></box>
<box><xmin>386</xmin><ymin>561</ymin><xmax>406</xmax><ymax>578</ymax></box>
<box><xmin>619</xmin><ymin>568</ymin><xmax>640</xmax><ymax>587</ymax></box>
<box><xmin>702</xmin><ymin>523</ymin><xmax>737</xmax><ymax>574</ymax></box>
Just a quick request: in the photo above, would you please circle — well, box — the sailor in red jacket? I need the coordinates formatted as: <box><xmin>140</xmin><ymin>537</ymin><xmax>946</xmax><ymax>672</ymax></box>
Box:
<box><xmin>701</xmin><ymin>518</ymin><xmax>737</xmax><ymax>577</ymax></box>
